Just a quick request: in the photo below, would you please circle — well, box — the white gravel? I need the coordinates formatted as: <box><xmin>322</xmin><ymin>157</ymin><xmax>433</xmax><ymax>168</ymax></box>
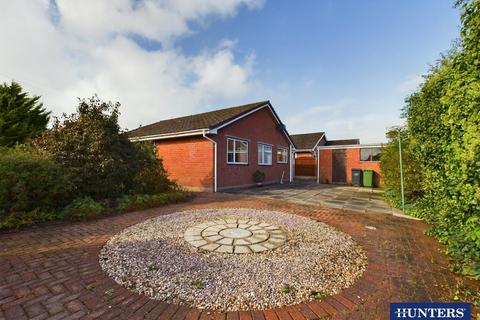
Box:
<box><xmin>99</xmin><ymin>208</ymin><xmax>367</xmax><ymax>311</ymax></box>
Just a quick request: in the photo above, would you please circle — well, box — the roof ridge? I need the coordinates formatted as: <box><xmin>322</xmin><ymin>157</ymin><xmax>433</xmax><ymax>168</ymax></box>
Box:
<box><xmin>200</xmin><ymin>100</ymin><xmax>269</xmax><ymax>117</ymax></box>
<box><xmin>327</xmin><ymin>138</ymin><xmax>359</xmax><ymax>141</ymax></box>
<box><xmin>291</xmin><ymin>131</ymin><xmax>325</xmax><ymax>136</ymax></box>
<box><xmin>207</xmin><ymin>100</ymin><xmax>271</xmax><ymax>129</ymax></box>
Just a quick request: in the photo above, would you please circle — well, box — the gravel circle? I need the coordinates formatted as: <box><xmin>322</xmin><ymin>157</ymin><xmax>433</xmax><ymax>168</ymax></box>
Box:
<box><xmin>100</xmin><ymin>208</ymin><xmax>367</xmax><ymax>311</ymax></box>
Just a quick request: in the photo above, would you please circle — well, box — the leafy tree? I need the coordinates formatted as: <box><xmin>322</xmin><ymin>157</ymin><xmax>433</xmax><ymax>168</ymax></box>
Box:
<box><xmin>34</xmin><ymin>95</ymin><xmax>147</xmax><ymax>199</ymax></box>
<box><xmin>0</xmin><ymin>82</ymin><xmax>50</xmax><ymax>147</ymax></box>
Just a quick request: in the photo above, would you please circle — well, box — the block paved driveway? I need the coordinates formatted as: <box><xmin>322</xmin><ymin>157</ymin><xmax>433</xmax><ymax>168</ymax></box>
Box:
<box><xmin>0</xmin><ymin>193</ymin><xmax>478</xmax><ymax>320</ymax></box>
<box><xmin>226</xmin><ymin>182</ymin><xmax>408</xmax><ymax>217</ymax></box>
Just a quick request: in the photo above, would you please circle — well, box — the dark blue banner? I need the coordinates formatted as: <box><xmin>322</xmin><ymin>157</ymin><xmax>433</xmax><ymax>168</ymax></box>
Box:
<box><xmin>390</xmin><ymin>302</ymin><xmax>470</xmax><ymax>320</ymax></box>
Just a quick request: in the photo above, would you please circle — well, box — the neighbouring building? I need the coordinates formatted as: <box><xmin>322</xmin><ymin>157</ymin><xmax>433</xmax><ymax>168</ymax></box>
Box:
<box><xmin>128</xmin><ymin>101</ymin><xmax>295</xmax><ymax>191</ymax></box>
<box><xmin>291</xmin><ymin>132</ymin><xmax>383</xmax><ymax>186</ymax></box>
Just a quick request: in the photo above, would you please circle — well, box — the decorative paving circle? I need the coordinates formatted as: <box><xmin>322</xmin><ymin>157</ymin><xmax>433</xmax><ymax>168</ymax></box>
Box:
<box><xmin>184</xmin><ymin>218</ymin><xmax>287</xmax><ymax>254</ymax></box>
<box><xmin>100</xmin><ymin>208</ymin><xmax>367</xmax><ymax>311</ymax></box>
<box><xmin>219</xmin><ymin>228</ymin><xmax>251</xmax><ymax>238</ymax></box>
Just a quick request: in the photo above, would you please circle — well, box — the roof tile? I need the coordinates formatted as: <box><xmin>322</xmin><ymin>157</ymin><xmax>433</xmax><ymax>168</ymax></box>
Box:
<box><xmin>291</xmin><ymin>132</ymin><xmax>325</xmax><ymax>149</ymax></box>
<box><xmin>127</xmin><ymin>101</ymin><xmax>269</xmax><ymax>138</ymax></box>
<box><xmin>325</xmin><ymin>139</ymin><xmax>360</xmax><ymax>146</ymax></box>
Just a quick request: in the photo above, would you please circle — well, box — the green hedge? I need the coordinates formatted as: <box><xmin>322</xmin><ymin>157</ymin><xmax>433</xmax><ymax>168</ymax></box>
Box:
<box><xmin>0</xmin><ymin>191</ymin><xmax>192</xmax><ymax>230</ymax></box>
<box><xmin>0</xmin><ymin>146</ymin><xmax>73</xmax><ymax>215</ymax></box>
<box><xmin>115</xmin><ymin>192</ymin><xmax>190</xmax><ymax>212</ymax></box>
<box><xmin>382</xmin><ymin>0</ymin><xmax>480</xmax><ymax>279</ymax></box>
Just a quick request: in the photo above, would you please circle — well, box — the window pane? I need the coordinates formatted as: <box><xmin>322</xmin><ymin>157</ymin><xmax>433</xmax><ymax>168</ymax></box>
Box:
<box><xmin>360</xmin><ymin>149</ymin><xmax>369</xmax><ymax>161</ymax></box>
<box><xmin>258</xmin><ymin>144</ymin><xmax>263</xmax><ymax>164</ymax></box>
<box><xmin>277</xmin><ymin>148</ymin><xmax>287</xmax><ymax>162</ymax></box>
<box><xmin>236</xmin><ymin>140</ymin><xmax>247</xmax><ymax>152</ymax></box>
<box><xmin>258</xmin><ymin>144</ymin><xmax>272</xmax><ymax>164</ymax></box>
<box><xmin>227</xmin><ymin>138</ymin><xmax>249</xmax><ymax>163</ymax></box>
<box><xmin>361</xmin><ymin>148</ymin><xmax>381</xmax><ymax>161</ymax></box>
<box><xmin>265</xmin><ymin>151</ymin><xmax>272</xmax><ymax>164</ymax></box>
<box><xmin>227</xmin><ymin>139</ymin><xmax>234</xmax><ymax>152</ymax></box>
<box><xmin>236</xmin><ymin>152</ymin><xmax>248</xmax><ymax>163</ymax></box>
<box><xmin>371</xmin><ymin>148</ymin><xmax>381</xmax><ymax>161</ymax></box>
<box><xmin>265</xmin><ymin>145</ymin><xmax>272</xmax><ymax>164</ymax></box>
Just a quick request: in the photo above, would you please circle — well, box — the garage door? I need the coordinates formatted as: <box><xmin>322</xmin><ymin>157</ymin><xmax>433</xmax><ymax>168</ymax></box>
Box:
<box><xmin>295</xmin><ymin>155</ymin><xmax>316</xmax><ymax>176</ymax></box>
<box><xmin>332</xmin><ymin>149</ymin><xmax>347</xmax><ymax>183</ymax></box>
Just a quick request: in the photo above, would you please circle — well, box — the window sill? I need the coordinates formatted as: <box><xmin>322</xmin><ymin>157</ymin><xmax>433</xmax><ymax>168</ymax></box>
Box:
<box><xmin>227</xmin><ymin>162</ymin><xmax>249</xmax><ymax>165</ymax></box>
<box><xmin>258</xmin><ymin>163</ymin><xmax>272</xmax><ymax>166</ymax></box>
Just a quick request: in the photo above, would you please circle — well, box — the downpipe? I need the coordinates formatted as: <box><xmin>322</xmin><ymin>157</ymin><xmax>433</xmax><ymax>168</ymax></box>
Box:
<box><xmin>202</xmin><ymin>130</ymin><xmax>217</xmax><ymax>192</ymax></box>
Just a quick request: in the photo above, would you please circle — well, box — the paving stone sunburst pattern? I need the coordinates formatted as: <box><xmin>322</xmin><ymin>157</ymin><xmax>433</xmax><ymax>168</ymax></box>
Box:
<box><xmin>100</xmin><ymin>208</ymin><xmax>367</xmax><ymax>311</ymax></box>
<box><xmin>184</xmin><ymin>219</ymin><xmax>287</xmax><ymax>254</ymax></box>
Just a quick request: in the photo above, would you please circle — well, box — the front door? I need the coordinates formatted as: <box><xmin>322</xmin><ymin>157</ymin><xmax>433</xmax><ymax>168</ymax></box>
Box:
<box><xmin>332</xmin><ymin>149</ymin><xmax>346</xmax><ymax>183</ymax></box>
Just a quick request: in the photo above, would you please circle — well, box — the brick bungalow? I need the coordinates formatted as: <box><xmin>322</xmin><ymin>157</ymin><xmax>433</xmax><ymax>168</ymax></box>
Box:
<box><xmin>128</xmin><ymin>101</ymin><xmax>295</xmax><ymax>191</ymax></box>
<box><xmin>291</xmin><ymin>132</ymin><xmax>383</xmax><ymax>186</ymax></box>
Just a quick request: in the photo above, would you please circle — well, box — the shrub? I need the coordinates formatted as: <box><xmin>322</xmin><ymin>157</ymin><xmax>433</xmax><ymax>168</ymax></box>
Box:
<box><xmin>34</xmin><ymin>95</ymin><xmax>145</xmax><ymax>199</ymax></box>
<box><xmin>0</xmin><ymin>146</ymin><xmax>73</xmax><ymax>216</ymax></box>
<box><xmin>132</xmin><ymin>141</ymin><xmax>176</xmax><ymax>194</ymax></box>
<box><xmin>60</xmin><ymin>197</ymin><xmax>105</xmax><ymax>220</ymax></box>
<box><xmin>0</xmin><ymin>209</ymin><xmax>58</xmax><ymax>230</ymax></box>
<box><xmin>0</xmin><ymin>191</ymin><xmax>191</xmax><ymax>230</ymax></box>
<box><xmin>253</xmin><ymin>170</ymin><xmax>266</xmax><ymax>183</ymax></box>
<box><xmin>116</xmin><ymin>192</ymin><xmax>191</xmax><ymax>212</ymax></box>
<box><xmin>380</xmin><ymin>127</ymin><xmax>424</xmax><ymax>205</ymax></box>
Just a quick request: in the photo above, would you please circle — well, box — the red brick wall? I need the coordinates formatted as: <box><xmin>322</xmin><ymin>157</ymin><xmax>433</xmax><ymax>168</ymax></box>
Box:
<box><xmin>214</xmin><ymin>107</ymin><xmax>291</xmax><ymax>189</ymax></box>
<box><xmin>318</xmin><ymin>149</ymin><xmax>332</xmax><ymax>183</ymax></box>
<box><xmin>154</xmin><ymin>137</ymin><xmax>214</xmax><ymax>191</ymax></box>
<box><xmin>318</xmin><ymin>148</ymin><xmax>382</xmax><ymax>186</ymax></box>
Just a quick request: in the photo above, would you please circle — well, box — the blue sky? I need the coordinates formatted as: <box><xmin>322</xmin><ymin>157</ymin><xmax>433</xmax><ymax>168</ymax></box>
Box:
<box><xmin>0</xmin><ymin>1</ymin><xmax>460</xmax><ymax>143</ymax></box>
<box><xmin>174</xmin><ymin>0</ymin><xmax>460</xmax><ymax>142</ymax></box>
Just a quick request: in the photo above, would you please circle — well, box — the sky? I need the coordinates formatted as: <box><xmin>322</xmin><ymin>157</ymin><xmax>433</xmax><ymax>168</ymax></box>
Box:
<box><xmin>0</xmin><ymin>1</ymin><xmax>461</xmax><ymax>143</ymax></box>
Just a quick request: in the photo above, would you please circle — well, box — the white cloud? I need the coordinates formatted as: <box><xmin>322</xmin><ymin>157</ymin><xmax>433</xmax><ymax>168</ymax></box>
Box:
<box><xmin>193</xmin><ymin>48</ymin><xmax>255</xmax><ymax>98</ymax></box>
<box><xmin>55</xmin><ymin>0</ymin><xmax>263</xmax><ymax>44</ymax></box>
<box><xmin>0</xmin><ymin>0</ymin><xmax>263</xmax><ymax>129</ymax></box>
<box><xmin>396</xmin><ymin>74</ymin><xmax>424</xmax><ymax>94</ymax></box>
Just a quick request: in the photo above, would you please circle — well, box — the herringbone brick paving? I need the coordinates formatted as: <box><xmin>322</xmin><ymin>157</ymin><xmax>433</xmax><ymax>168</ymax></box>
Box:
<box><xmin>0</xmin><ymin>193</ymin><xmax>478</xmax><ymax>319</ymax></box>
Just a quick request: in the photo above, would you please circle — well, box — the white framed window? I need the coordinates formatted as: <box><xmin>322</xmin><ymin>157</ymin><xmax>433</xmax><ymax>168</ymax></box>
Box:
<box><xmin>227</xmin><ymin>138</ymin><xmax>248</xmax><ymax>164</ymax></box>
<box><xmin>277</xmin><ymin>147</ymin><xmax>288</xmax><ymax>163</ymax></box>
<box><xmin>258</xmin><ymin>143</ymin><xmax>272</xmax><ymax>165</ymax></box>
<box><xmin>360</xmin><ymin>147</ymin><xmax>381</xmax><ymax>161</ymax></box>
